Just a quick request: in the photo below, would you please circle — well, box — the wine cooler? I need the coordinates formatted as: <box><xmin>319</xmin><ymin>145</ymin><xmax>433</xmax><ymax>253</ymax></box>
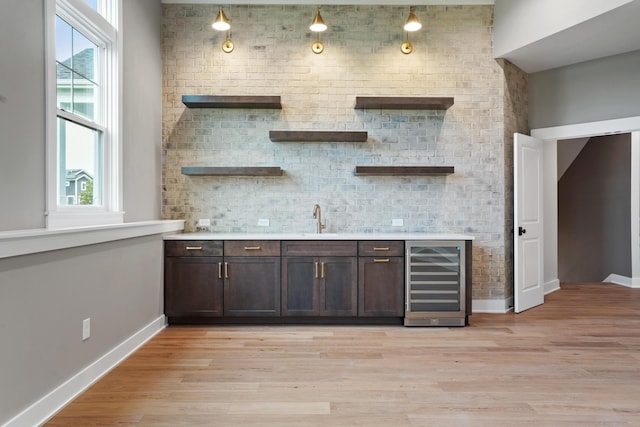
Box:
<box><xmin>404</xmin><ymin>241</ymin><xmax>466</xmax><ymax>326</ymax></box>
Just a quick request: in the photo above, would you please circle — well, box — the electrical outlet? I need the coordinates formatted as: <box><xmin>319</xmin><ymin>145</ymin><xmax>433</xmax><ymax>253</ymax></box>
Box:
<box><xmin>197</xmin><ymin>218</ymin><xmax>211</xmax><ymax>227</ymax></box>
<box><xmin>258</xmin><ymin>218</ymin><xmax>270</xmax><ymax>226</ymax></box>
<box><xmin>196</xmin><ymin>218</ymin><xmax>211</xmax><ymax>232</ymax></box>
<box><xmin>392</xmin><ymin>218</ymin><xmax>404</xmax><ymax>226</ymax></box>
<box><xmin>82</xmin><ymin>318</ymin><xmax>91</xmax><ymax>341</ymax></box>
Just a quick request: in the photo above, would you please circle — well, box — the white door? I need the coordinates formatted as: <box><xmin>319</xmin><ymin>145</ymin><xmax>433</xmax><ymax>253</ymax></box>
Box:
<box><xmin>514</xmin><ymin>133</ymin><xmax>544</xmax><ymax>313</ymax></box>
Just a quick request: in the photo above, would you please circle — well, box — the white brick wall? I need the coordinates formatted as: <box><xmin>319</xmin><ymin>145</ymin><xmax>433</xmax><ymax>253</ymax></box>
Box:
<box><xmin>161</xmin><ymin>4</ymin><xmax>527</xmax><ymax>302</ymax></box>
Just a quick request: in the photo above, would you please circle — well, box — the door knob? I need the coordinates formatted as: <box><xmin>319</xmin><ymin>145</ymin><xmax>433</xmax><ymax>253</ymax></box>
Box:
<box><xmin>518</xmin><ymin>226</ymin><xmax>526</xmax><ymax>236</ymax></box>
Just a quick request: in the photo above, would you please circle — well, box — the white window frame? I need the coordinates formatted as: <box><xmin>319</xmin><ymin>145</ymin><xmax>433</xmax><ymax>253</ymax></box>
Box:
<box><xmin>45</xmin><ymin>0</ymin><xmax>123</xmax><ymax>228</ymax></box>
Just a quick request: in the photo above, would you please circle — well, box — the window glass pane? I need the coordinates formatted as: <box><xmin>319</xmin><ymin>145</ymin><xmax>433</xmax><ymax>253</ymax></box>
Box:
<box><xmin>71</xmin><ymin>29</ymin><xmax>97</xmax><ymax>81</ymax></box>
<box><xmin>56</xmin><ymin>62</ymin><xmax>72</xmax><ymax>111</ymax></box>
<box><xmin>72</xmin><ymin>71</ymin><xmax>97</xmax><ymax>120</ymax></box>
<box><xmin>55</xmin><ymin>16</ymin><xmax>72</xmax><ymax>64</ymax></box>
<box><xmin>56</xmin><ymin>15</ymin><xmax>98</xmax><ymax>121</ymax></box>
<box><xmin>57</xmin><ymin>118</ymin><xmax>103</xmax><ymax>206</ymax></box>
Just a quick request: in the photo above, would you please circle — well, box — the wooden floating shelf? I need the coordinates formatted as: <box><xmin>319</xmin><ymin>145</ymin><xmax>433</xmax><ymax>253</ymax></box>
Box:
<box><xmin>354</xmin><ymin>166</ymin><xmax>454</xmax><ymax>176</ymax></box>
<box><xmin>354</xmin><ymin>96</ymin><xmax>454</xmax><ymax>110</ymax></box>
<box><xmin>181</xmin><ymin>167</ymin><xmax>283</xmax><ymax>176</ymax></box>
<box><xmin>269</xmin><ymin>130</ymin><xmax>368</xmax><ymax>142</ymax></box>
<box><xmin>182</xmin><ymin>95</ymin><xmax>282</xmax><ymax>109</ymax></box>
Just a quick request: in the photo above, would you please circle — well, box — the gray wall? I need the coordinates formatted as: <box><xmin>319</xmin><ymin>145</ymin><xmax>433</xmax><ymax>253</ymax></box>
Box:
<box><xmin>558</xmin><ymin>134</ymin><xmax>632</xmax><ymax>282</ymax></box>
<box><xmin>0</xmin><ymin>0</ymin><xmax>46</xmax><ymax>231</ymax></box>
<box><xmin>123</xmin><ymin>0</ymin><xmax>163</xmax><ymax>221</ymax></box>
<box><xmin>0</xmin><ymin>0</ymin><xmax>163</xmax><ymax>230</ymax></box>
<box><xmin>529</xmin><ymin>49</ymin><xmax>640</xmax><ymax>129</ymax></box>
<box><xmin>0</xmin><ymin>0</ymin><xmax>164</xmax><ymax>424</ymax></box>
<box><xmin>0</xmin><ymin>236</ymin><xmax>165</xmax><ymax>424</ymax></box>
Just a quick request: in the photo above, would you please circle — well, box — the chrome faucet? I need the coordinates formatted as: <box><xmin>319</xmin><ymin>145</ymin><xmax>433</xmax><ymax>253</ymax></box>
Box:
<box><xmin>313</xmin><ymin>204</ymin><xmax>326</xmax><ymax>234</ymax></box>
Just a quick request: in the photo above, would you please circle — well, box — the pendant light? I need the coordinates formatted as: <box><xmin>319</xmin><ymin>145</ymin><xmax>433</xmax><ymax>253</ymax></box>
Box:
<box><xmin>310</xmin><ymin>7</ymin><xmax>327</xmax><ymax>54</ymax></box>
<box><xmin>404</xmin><ymin>6</ymin><xmax>422</xmax><ymax>32</ymax></box>
<box><xmin>401</xmin><ymin>6</ymin><xmax>422</xmax><ymax>54</ymax></box>
<box><xmin>212</xmin><ymin>7</ymin><xmax>233</xmax><ymax>53</ymax></box>
<box><xmin>310</xmin><ymin>7</ymin><xmax>327</xmax><ymax>32</ymax></box>
<box><xmin>212</xmin><ymin>7</ymin><xmax>230</xmax><ymax>31</ymax></box>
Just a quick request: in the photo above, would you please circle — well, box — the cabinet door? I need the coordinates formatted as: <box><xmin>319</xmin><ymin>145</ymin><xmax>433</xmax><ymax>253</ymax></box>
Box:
<box><xmin>320</xmin><ymin>256</ymin><xmax>358</xmax><ymax>316</ymax></box>
<box><xmin>164</xmin><ymin>257</ymin><xmax>223</xmax><ymax>317</ymax></box>
<box><xmin>223</xmin><ymin>257</ymin><xmax>280</xmax><ymax>317</ymax></box>
<box><xmin>358</xmin><ymin>257</ymin><xmax>404</xmax><ymax>316</ymax></box>
<box><xmin>281</xmin><ymin>257</ymin><xmax>318</xmax><ymax>316</ymax></box>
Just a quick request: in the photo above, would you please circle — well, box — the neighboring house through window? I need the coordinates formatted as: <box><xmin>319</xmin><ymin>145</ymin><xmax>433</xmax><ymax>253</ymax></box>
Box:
<box><xmin>46</xmin><ymin>0</ymin><xmax>122</xmax><ymax>227</ymax></box>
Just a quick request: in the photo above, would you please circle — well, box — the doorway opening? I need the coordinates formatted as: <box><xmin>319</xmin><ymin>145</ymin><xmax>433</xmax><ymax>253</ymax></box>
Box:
<box><xmin>557</xmin><ymin>134</ymin><xmax>632</xmax><ymax>284</ymax></box>
<box><xmin>530</xmin><ymin>117</ymin><xmax>640</xmax><ymax>295</ymax></box>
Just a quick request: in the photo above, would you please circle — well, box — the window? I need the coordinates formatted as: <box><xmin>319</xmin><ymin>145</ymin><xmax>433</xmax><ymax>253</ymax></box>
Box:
<box><xmin>46</xmin><ymin>0</ymin><xmax>121</xmax><ymax>227</ymax></box>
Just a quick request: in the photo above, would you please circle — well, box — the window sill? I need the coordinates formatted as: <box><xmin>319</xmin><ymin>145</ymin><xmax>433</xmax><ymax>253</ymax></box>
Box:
<box><xmin>0</xmin><ymin>220</ymin><xmax>185</xmax><ymax>259</ymax></box>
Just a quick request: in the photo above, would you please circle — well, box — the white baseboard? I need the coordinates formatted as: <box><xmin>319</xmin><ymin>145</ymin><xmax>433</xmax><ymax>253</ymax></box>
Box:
<box><xmin>603</xmin><ymin>274</ymin><xmax>640</xmax><ymax>289</ymax></box>
<box><xmin>3</xmin><ymin>316</ymin><xmax>166</xmax><ymax>427</ymax></box>
<box><xmin>472</xmin><ymin>298</ymin><xmax>513</xmax><ymax>313</ymax></box>
<box><xmin>544</xmin><ymin>279</ymin><xmax>561</xmax><ymax>295</ymax></box>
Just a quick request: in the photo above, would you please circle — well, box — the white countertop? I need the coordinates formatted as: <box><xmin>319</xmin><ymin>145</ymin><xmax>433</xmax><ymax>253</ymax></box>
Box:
<box><xmin>164</xmin><ymin>232</ymin><xmax>474</xmax><ymax>241</ymax></box>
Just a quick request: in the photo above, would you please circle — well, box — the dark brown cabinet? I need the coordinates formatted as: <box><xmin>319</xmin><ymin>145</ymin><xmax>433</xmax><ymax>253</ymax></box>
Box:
<box><xmin>222</xmin><ymin>240</ymin><xmax>280</xmax><ymax>317</ymax></box>
<box><xmin>164</xmin><ymin>241</ymin><xmax>224</xmax><ymax>318</ymax></box>
<box><xmin>357</xmin><ymin>241</ymin><xmax>405</xmax><ymax>317</ymax></box>
<box><xmin>163</xmin><ymin>238</ymin><xmax>471</xmax><ymax>325</ymax></box>
<box><xmin>281</xmin><ymin>241</ymin><xmax>358</xmax><ymax>316</ymax></box>
<box><xmin>223</xmin><ymin>257</ymin><xmax>280</xmax><ymax>316</ymax></box>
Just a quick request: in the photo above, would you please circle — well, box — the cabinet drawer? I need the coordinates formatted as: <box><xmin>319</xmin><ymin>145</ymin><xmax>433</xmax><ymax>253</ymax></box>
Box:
<box><xmin>165</xmin><ymin>240</ymin><xmax>223</xmax><ymax>257</ymax></box>
<box><xmin>358</xmin><ymin>241</ymin><xmax>404</xmax><ymax>257</ymax></box>
<box><xmin>224</xmin><ymin>240</ymin><xmax>280</xmax><ymax>256</ymax></box>
<box><xmin>281</xmin><ymin>240</ymin><xmax>357</xmax><ymax>256</ymax></box>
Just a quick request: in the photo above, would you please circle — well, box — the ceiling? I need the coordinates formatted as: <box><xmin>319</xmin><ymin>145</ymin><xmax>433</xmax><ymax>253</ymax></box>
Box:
<box><xmin>501</xmin><ymin>0</ymin><xmax>640</xmax><ymax>73</ymax></box>
<box><xmin>160</xmin><ymin>0</ymin><xmax>640</xmax><ymax>73</ymax></box>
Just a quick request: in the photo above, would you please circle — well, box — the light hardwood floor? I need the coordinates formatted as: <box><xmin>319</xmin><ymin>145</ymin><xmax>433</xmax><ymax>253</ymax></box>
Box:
<box><xmin>46</xmin><ymin>283</ymin><xmax>640</xmax><ymax>426</ymax></box>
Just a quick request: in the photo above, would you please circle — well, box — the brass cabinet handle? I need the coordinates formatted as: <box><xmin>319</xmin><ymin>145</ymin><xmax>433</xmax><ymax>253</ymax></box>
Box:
<box><xmin>374</xmin><ymin>258</ymin><xmax>390</xmax><ymax>263</ymax></box>
<box><xmin>244</xmin><ymin>246</ymin><xmax>261</xmax><ymax>250</ymax></box>
<box><xmin>321</xmin><ymin>262</ymin><xmax>325</xmax><ymax>278</ymax></box>
<box><xmin>185</xmin><ymin>246</ymin><xmax>203</xmax><ymax>251</ymax></box>
<box><xmin>373</xmin><ymin>247</ymin><xmax>390</xmax><ymax>251</ymax></box>
<box><xmin>315</xmin><ymin>262</ymin><xmax>319</xmax><ymax>279</ymax></box>
<box><xmin>218</xmin><ymin>262</ymin><xmax>222</xmax><ymax>279</ymax></box>
<box><xmin>224</xmin><ymin>262</ymin><xmax>229</xmax><ymax>279</ymax></box>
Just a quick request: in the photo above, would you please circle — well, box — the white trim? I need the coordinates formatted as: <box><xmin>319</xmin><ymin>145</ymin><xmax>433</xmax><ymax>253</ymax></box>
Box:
<box><xmin>115</xmin><ymin>0</ymin><xmax>124</xmax><ymax>216</ymax></box>
<box><xmin>542</xmin><ymin>141</ymin><xmax>559</xmax><ymax>297</ymax></box>
<box><xmin>531</xmin><ymin>116</ymin><xmax>640</xmax><ymax>141</ymax></box>
<box><xmin>2</xmin><ymin>316</ymin><xmax>167</xmax><ymax>427</ymax></box>
<box><xmin>0</xmin><ymin>220</ymin><xmax>184</xmax><ymax>259</ymax></box>
<box><xmin>632</xmin><ymin>132</ymin><xmax>640</xmax><ymax>282</ymax></box>
<box><xmin>604</xmin><ymin>274</ymin><xmax>640</xmax><ymax>289</ymax></box>
<box><xmin>544</xmin><ymin>279</ymin><xmax>561</xmax><ymax>295</ymax></box>
<box><xmin>57</xmin><ymin>108</ymin><xmax>106</xmax><ymax>133</ymax></box>
<box><xmin>472</xmin><ymin>298</ymin><xmax>513</xmax><ymax>313</ymax></box>
<box><xmin>57</xmin><ymin>0</ymin><xmax>116</xmax><ymax>41</ymax></box>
